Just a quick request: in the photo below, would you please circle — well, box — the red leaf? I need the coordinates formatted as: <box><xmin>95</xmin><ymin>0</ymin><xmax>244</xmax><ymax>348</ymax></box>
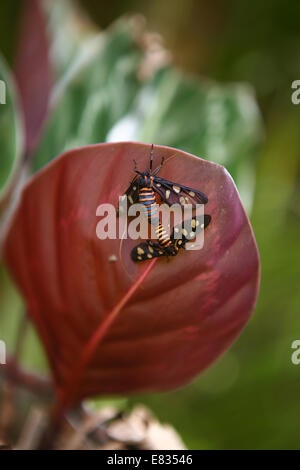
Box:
<box><xmin>3</xmin><ymin>142</ymin><xmax>260</xmax><ymax>415</ymax></box>
<box><xmin>14</xmin><ymin>0</ymin><xmax>53</xmax><ymax>155</ymax></box>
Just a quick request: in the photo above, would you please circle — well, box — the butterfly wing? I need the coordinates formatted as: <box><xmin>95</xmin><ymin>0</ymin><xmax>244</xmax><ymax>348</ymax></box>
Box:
<box><xmin>153</xmin><ymin>176</ymin><xmax>208</xmax><ymax>206</ymax></box>
<box><xmin>124</xmin><ymin>176</ymin><xmax>140</xmax><ymax>205</ymax></box>
<box><xmin>118</xmin><ymin>176</ymin><xmax>140</xmax><ymax>216</ymax></box>
<box><xmin>131</xmin><ymin>215</ymin><xmax>211</xmax><ymax>262</ymax></box>
<box><xmin>131</xmin><ymin>241</ymin><xmax>166</xmax><ymax>262</ymax></box>
<box><xmin>172</xmin><ymin>214</ymin><xmax>212</xmax><ymax>250</ymax></box>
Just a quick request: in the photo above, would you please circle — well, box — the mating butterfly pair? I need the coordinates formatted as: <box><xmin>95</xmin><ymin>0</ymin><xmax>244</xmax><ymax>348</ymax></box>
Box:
<box><xmin>120</xmin><ymin>145</ymin><xmax>212</xmax><ymax>262</ymax></box>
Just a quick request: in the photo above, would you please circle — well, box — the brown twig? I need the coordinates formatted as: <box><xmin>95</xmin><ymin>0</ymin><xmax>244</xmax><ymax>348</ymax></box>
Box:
<box><xmin>0</xmin><ymin>358</ymin><xmax>52</xmax><ymax>399</ymax></box>
<box><xmin>0</xmin><ymin>313</ymin><xmax>36</xmax><ymax>442</ymax></box>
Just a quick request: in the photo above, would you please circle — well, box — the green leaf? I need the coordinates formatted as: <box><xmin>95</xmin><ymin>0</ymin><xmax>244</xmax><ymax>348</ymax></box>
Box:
<box><xmin>0</xmin><ymin>55</ymin><xmax>23</xmax><ymax>202</ymax></box>
<box><xmin>0</xmin><ymin>264</ymin><xmax>48</xmax><ymax>373</ymax></box>
<box><xmin>107</xmin><ymin>68</ymin><xmax>263</xmax><ymax>211</ymax></box>
<box><xmin>0</xmin><ymin>264</ymin><xmax>24</xmax><ymax>352</ymax></box>
<box><xmin>32</xmin><ymin>20</ymin><xmax>144</xmax><ymax>172</ymax></box>
<box><xmin>43</xmin><ymin>0</ymin><xmax>98</xmax><ymax>76</ymax></box>
<box><xmin>32</xmin><ymin>17</ymin><xmax>262</xmax><ymax>211</ymax></box>
<box><xmin>86</xmin><ymin>397</ymin><xmax>128</xmax><ymax>413</ymax></box>
<box><xmin>20</xmin><ymin>323</ymin><xmax>49</xmax><ymax>373</ymax></box>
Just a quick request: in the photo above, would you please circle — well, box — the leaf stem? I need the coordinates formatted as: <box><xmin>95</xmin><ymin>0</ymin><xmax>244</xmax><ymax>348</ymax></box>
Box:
<box><xmin>51</xmin><ymin>259</ymin><xmax>157</xmax><ymax>426</ymax></box>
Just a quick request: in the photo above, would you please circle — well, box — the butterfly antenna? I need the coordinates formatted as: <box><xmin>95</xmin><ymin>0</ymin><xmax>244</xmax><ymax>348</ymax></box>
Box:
<box><xmin>150</xmin><ymin>144</ymin><xmax>154</xmax><ymax>173</ymax></box>
<box><xmin>152</xmin><ymin>153</ymin><xmax>176</xmax><ymax>174</ymax></box>
<box><xmin>153</xmin><ymin>156</ymin><xmax>165</xmax><ymax>176</ymax></box>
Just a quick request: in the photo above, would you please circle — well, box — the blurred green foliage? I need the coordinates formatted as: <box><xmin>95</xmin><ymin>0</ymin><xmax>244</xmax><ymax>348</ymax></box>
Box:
<box><xmin>0</xmin><ymin>55</ymin><xmax>23</xmax><ymax>201</ymax></box>
<box><xmin>0</xmin><ymin>0</ymin><xmax>300</xmax><ymax>450</ymax></box>
<box><xmin>0</xmin><ymin>264</ymin><xmax>48</xmax><ymax>373</ymax></box>
<box><xmin>107</xmin><ymin>67</ymin><xmax>262</xmax><ymax>211</ymax></box>
<box><xmin>32</xmin><ymin>20</ymin><xmax>145</xmax><ymax>172</ymax></box>
<box><xmin>32</xmin><ymin>13</ymin><xmax>262</xmax><ymax>212</ymax></box>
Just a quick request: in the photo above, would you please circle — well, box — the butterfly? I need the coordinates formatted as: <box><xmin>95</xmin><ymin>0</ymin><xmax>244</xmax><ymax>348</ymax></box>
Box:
<box><xmin>131</xmin><ymin>214</ymin><xmax>212</xmax><ymax>262</ymax></box>
<box><xmin>120</xmin><ymin>144</ymin><xmax>208</xmax><ymax>212</ymax></box>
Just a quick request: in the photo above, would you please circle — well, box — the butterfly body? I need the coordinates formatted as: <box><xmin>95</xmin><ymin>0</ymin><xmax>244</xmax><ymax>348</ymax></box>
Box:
<box><xmin>137</xmin><ymin>187</ymin><xmax>176</xmax><ymax>252</ymax></box>
<box><xmin>138</xmin><ymin>186</ymin><xmax>159</xmax><ymax>226</ymax></box>
<box><xmin>154</xmin><ymin>223</ymin><xmax>177</xmax><ymax>255</ymax></box>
